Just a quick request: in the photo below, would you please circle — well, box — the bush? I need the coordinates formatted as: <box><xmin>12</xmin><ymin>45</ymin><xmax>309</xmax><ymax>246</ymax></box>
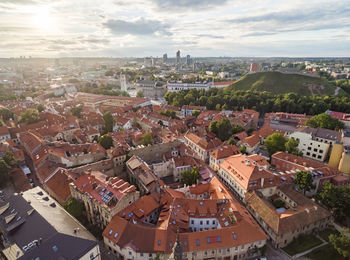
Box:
<box><xmin>272</xmin><ymin>199</ymin><xmax>285</xmax><ymax>208</ymax></box>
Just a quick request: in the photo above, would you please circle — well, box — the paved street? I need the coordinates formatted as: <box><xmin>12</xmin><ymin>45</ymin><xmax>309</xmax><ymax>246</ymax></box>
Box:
<box><xmin>265</xmin><ymin>243</ymin><xmax>291</xmax><ymax>260</ymax></box>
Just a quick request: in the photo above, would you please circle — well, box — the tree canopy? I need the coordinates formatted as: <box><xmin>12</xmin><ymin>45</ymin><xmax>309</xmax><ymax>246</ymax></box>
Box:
<box><xmin>294</xmin><ymin>171</ymin><xmax>315</xmax><ymax>195</ymax></box>
<box><xmin>160</xmin><ymin>110</ymin><xmax>178</xmax><ymax>119</ymax></box>
<box><xmin>285</xmin><ymin>137</ymin><xmax>302</xmax><ymax>156</ymax></box>
<box><xmin>98</xmin><ymin>134</ymin><xmax>113</xmax><ymax>149</ymax></box>
<box><xmin>37</xmin><ymin>104</ymin><xmax>45</xmax><ymax>112</ymax></box>
<box><xmin>0</xmin><ymin>106</ymin><xmax>13</xmax><ymax>122</ymax></box>
<box><xmin>103</xmin><ymin>112</ymin><xmax>115</xmax><ymax>133</ymax></box>
<box><xmin>264</xmin><ymin>133</ymin><xmax>287</xmax><ymax>155</ymax></box>
<box><xmin>318</xmin><ymin>182</ymin><xmax>350</xmax><ymax>225</ymax></box>
<box><xmin>329</xmin><ymin>233</ymin><xmax>350</xmax><ymax>259</ymax></box>
<box><xmin>71</xmin><ymin>106</ymin><xmax>82</xmax><ymax>118</ymax></box>
<box><xmin>19</xmin><ymin>109</ymin><xmax>40</xmax><ymax>125</ymax></box>
<box><xmin>136</xmin><ymin>91</ymin><xmax>144</xmax><ymax>98</ymax></box>
<box><xmin>64</xmin><ymin>198</ymin><xmax>85</xmax><ymax>223</ymax></box>
<box><xmin>306</xmin><ymin>113</ymin><xmax>344</xmax><ymax>130</ymax></box>
<box><xmin>142</xmin><ymin>132</ymin><xmax>153</xmax><ymax>146</ymax></box>
<box><xmin>2</xmin><ymin>151</ymin><xmax>15</xmax><ymax>166</ymax></box>
<box><xmin>192</xmin><ymin>110</ymin><xmax>201</xmax><ymax>117</ymax></box>
<box><xmin>208</xmin><ymin>118</ymin><xmax>242</xmax><ymax>141</ymax></box>
<box><xmin>181</xmin><ymin>167</ymin><xmax>200</xmax><ymax>186</ymax></box>
<box><xmin>164</xmin><ymin>88</ymin><xmax>350</xmax><ymax>115</ymax></box>
<box><xmin>0</xmin><ymin>159</ymin><xmax>11</xmax><ymax>188</ymax></box>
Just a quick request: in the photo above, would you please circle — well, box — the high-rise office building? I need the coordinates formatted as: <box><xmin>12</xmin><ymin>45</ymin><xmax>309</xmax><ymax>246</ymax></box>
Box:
<box><xmin>176</xmin><ymin>50</ymin><xmax>180</xmax><ymax>64</ymax></box>
<box><xmin>163</xmin><ymin>53</ymin><xmax>167</xmax><ymax>62</ymax></box>
<box><xmin>186</xmin><ymin>54</ymin><xmax>191</xmax><ymax>65</ymax></box>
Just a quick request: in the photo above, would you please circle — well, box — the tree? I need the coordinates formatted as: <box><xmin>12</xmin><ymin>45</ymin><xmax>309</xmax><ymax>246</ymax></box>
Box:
<box><xmin>142</xmin><ymin>132</ymin><xmax>152</xmax><ymax>146</ymax></box>
<box><xmin>318</xmin><ymin>182</ymin><xmax>350</xmax><ymax>225</ymax></box>
<box><xmin>294</xmin><ymin>171</ymin><xmax>315</xmax><ymax>195</ymax></box>
<box><xmin>239</xmin><ymin>145</ymin><xmax>247</xmax><ymax>154</ymax></box>
<box><xmin>2</xmin><ymin>151</ymin><xmax>15</xmax><ymax>166</ymax></box>
<box><xmin>71</xmin><ymin>107</ymin><xmax>82</xmax><ymax>118</ymax></box>
<box><xmin>0</xmin><ymin>108</ymin><xmax>14</xmax><ymax>121</ymax></box>
<box><xmin>19</xmin><ymin>109</ymin><xmax>40</xmax><ymax>124</ymax></box>
<box><xmin>103</xmin><ymin>112</ymin><xmax>115</xmax><ymax>133</ymax></box>
<box><xmin>0</xmin><ymin>119</ymin><xmax>3</xmax><ymax>126</ymax></box>
<box><xmin>64</xmin><ymin>198</ymin><xmax>86</xmax><ymax>223</ymax></box>
<box><xmin>227</xmin><ymin>138</ymin><xmax>237</xmax><ymax>145</ymax></box>
<box><xmin>181</xmin><ymin>167</ymin><xmax>200</xmax><ymax>186</ymax></box>
<box><xmin>209</xmin><ymin>120</ymin><xmax>218</xmax><ymax>134</ymax></box>
<box><xmin>160</xmin><ymin>110</ymin><xmax>177</xmax><ymax>119</ymax></box>
<box><xmin>136</xmin><ymin>91</ymin><xmax>144</xmax><ymax>98</ymax></box>
<box><xmin>285</xmin><ymin>137</ymin><xmax>302</xmax><ymax>156</ymax></box>
<box><xmin>232</xmin><ymin>125</ymin><xmax>245</xmax><ymax>135</ymax></box>
<box><xmin>37</xmin><ymin>104</ymin><xmax>45</xmax><ymax>112</ymax></box>
<box><xmin>329</xmin><ymin>233</ymin><xmax>350</xmax><ymax>259</ymax></box>
<box><xmin>306</xmin><ymin>113</ymin><xmax>344</xmax><ymax>130</ymax></box>
<box><xmin>209</xmin><ymin>118</ymin><xmax>234</xmax><ymax>141</ymax></box>
<box><xmin>0</xmin><ymin>159</ymin><xmax>11</xmax><ymax>188</ymax></box>
<box><xmin>98</xmin><ymin>134</ymin><xmax>113</xmax><ymax>149</ymax></box>
<box><xmin>217</xmin><ymin>118</ymin><xmax>233</xmax><ymax>141</ymax></box>
<box><xmin>264</xmin><ymin>133</ymin><xmax>287</xmax><ymax>155</ymax></box>
<box><xmin>192</xmin><ymin>110</ymin><xmax>201</xmax><ymax>117</ymax></box>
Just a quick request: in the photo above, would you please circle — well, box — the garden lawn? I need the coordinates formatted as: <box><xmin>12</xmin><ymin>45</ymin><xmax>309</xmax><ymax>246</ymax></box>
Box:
<box><xmin>306</xmin><ymin>244</ymin><xmax>346</xmax><ymax>260</ymax></box>
<box><xmin>282</xmin><ymin>234</ymin><xmax>322</xmax><ymax>256</ymax></box>
<box><xmin>318</xmin><ymin>228</ymin><xmax>340</xmax><ymax>242</ymax></box>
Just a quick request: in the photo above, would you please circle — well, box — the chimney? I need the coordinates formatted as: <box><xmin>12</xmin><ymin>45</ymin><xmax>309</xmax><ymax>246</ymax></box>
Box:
<box><xmin>261</xmin><ymin>178</ymin><xmax>264</xmax><ymax>188</ymax></box>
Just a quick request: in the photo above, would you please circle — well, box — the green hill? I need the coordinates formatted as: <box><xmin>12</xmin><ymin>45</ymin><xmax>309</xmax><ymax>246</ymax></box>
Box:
<box><xmin>230</xmin><ymin>72</ymin><xmax>343</xmax><ymax>96</ymax></box>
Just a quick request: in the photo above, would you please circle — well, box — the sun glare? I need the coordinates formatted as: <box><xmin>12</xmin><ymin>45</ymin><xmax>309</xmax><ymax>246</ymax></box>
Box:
<box><xmin>32</xmin><ymin>7</ymin><xmax>55</xmax><ymax>31</ymax></box>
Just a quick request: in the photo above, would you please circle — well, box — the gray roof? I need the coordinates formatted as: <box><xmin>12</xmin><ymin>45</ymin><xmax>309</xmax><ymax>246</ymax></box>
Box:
<box><xmin>301</xmin><ymin>126</ymin><xmax>341</xmax><ymax>141</ymax></box>
<box><xmin>0</xmin><ymin>194</ymin><xmax>97</xmax><ymax>260</ymax></box>
<box><xmin>19</xmin><ymin>233</ymin><xmax>97</xmax><ymax>260</ymax></box>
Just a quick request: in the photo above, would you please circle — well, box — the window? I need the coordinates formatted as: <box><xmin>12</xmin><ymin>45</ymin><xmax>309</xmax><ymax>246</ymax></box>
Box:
<box><xmin>129</xmin><ymin>252</ymin><xmax>132</xmax><ymax>255</ymax></box>
<box><xmin>319</xmin><ymin>150</ymin><xmax>323</xmax><ymax>153</ymax></box>
<box><xmin>149</xmin><ymin>253</ymin><xmax>152</xmax><ymax>257</ymax></box>
<box><xmin>314</xmin><ymin>148</ymin><xmax>318</xmax><ymax>152</ymax></box>
<box><xmin>191</xmin><ymin>220</ymin><xmax>194</xmax><ymax>224</ymax></box>
<box><xmin>306</xmin><ymin>152</ymin><xmax>310</xmax><ymax>156</ymax></box>
<box><xmin>212</xmin><ymin>220</ymin><xmax>216</xmax><ymax>225</ymax></box>
<box><xmin>307</xmin><ymin>147</ymin><xmax>311</xmax><ymax>150</ymax></box>
<box><xmin>200</xmin><ymin>221</ymin><xmax>203</xmax><ymax>225</ymax></box>
<box><xmin>206</xmin><ymin>220</ymin><xmax>209</xmax><ymax>225</ymax></box>
<box><xmin>90</xmin><ymin>253</ymin><xmax>94</xmax><ymax>260</ymax></box>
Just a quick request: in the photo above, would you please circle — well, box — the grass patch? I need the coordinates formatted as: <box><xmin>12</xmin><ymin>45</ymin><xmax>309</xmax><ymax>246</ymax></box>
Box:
<box><xmin>282</xmin><ymin>234</ymin><xmax>322</xmax><ymax>256</ymax></box>
<box><xmin>306</xmin><ymin>244</ymin><xmax>346</xmax><ymax>260</ymax></box>
<box><xmin>231</xmin><ymin>72</ymin><xmax>340</xmax><ymax>96</ymax></box>
<box><xmin>318</xmin><ymin>228</ymin><xmax>340</xmax><ymax>242</ymax></box>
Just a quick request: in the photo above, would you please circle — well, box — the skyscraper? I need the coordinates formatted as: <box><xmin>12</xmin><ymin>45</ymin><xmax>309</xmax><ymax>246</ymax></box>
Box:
<box><xmin>163</xmin><ymin>53</ymin><xmax>167</xmax><ymax>62</ymax></box>
<box><xmin>176</xmin><ymin>50</ymin><xmax>180</xmax><ymax>64</ymax></box>
<box><xmin>186</xmin><ymin>54</ymin><xmax>191</xmax><ymax>65</ymax></box>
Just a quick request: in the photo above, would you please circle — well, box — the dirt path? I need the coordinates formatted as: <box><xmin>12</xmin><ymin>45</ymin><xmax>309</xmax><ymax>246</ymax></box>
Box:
<box><xmin>334</xmin><ymin>87</ymin><xmax>341</xmax><ymax>96</ymax></box>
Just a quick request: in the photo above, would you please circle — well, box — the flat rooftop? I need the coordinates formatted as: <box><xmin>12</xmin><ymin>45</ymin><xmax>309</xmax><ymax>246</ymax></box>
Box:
<box><xmin>22</xmin><ymin>186</ymin><xmax>96</xmax><ymax>241</ymax></box>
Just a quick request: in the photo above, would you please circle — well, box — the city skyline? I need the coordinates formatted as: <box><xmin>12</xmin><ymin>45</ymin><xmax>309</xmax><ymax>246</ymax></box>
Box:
<box><xmin>0</xmin><ymin>0</ymin><xmax>350</xmax><ymax>58</ymax></box>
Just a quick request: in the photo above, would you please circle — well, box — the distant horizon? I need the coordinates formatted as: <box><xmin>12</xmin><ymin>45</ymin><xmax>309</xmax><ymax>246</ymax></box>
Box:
<box><xmin>1</xmin><ymin>56</ymin><xmax>350</xmax><ymax>60</ymax></box>
<box><xmin>0</xmin><ymin>0</ymin><xmax>349</xmax><ymax>58</ymax></box>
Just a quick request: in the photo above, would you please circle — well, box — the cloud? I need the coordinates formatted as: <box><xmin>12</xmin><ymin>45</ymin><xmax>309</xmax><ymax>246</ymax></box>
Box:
<box><xmin>151</xmin><ymin>0</ymin><xmax>228</xmax><ymax>9</ymax></box>
<box><xmin>0</xmin><ymin>0</ymin><xmax>57</xmax><ymax>4</ymax></box>
<box><xmin>196</xmin><ymin>34</ymin><xmax>224</xmax><ymax>39</ymax></box>
<box><xmin>0</xmin><ymin>26</ymin><xmax>33</xmax><ymax>32</ymax></box>
<box><xmin>103</xmin><ymin>18</ymin><xmax>171</xmax><ymax>36</ymax></box>
<box><xmin>226</xmin><ymin>5</ymin><xmax>350</xmax><ymax>37</ymax></box>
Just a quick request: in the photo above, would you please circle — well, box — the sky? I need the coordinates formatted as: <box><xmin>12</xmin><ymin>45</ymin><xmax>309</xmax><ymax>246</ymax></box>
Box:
<box><xmin>0</xmin><ymin>0</ymin><xmax>349</xmax><ymax>58</ymax></box>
